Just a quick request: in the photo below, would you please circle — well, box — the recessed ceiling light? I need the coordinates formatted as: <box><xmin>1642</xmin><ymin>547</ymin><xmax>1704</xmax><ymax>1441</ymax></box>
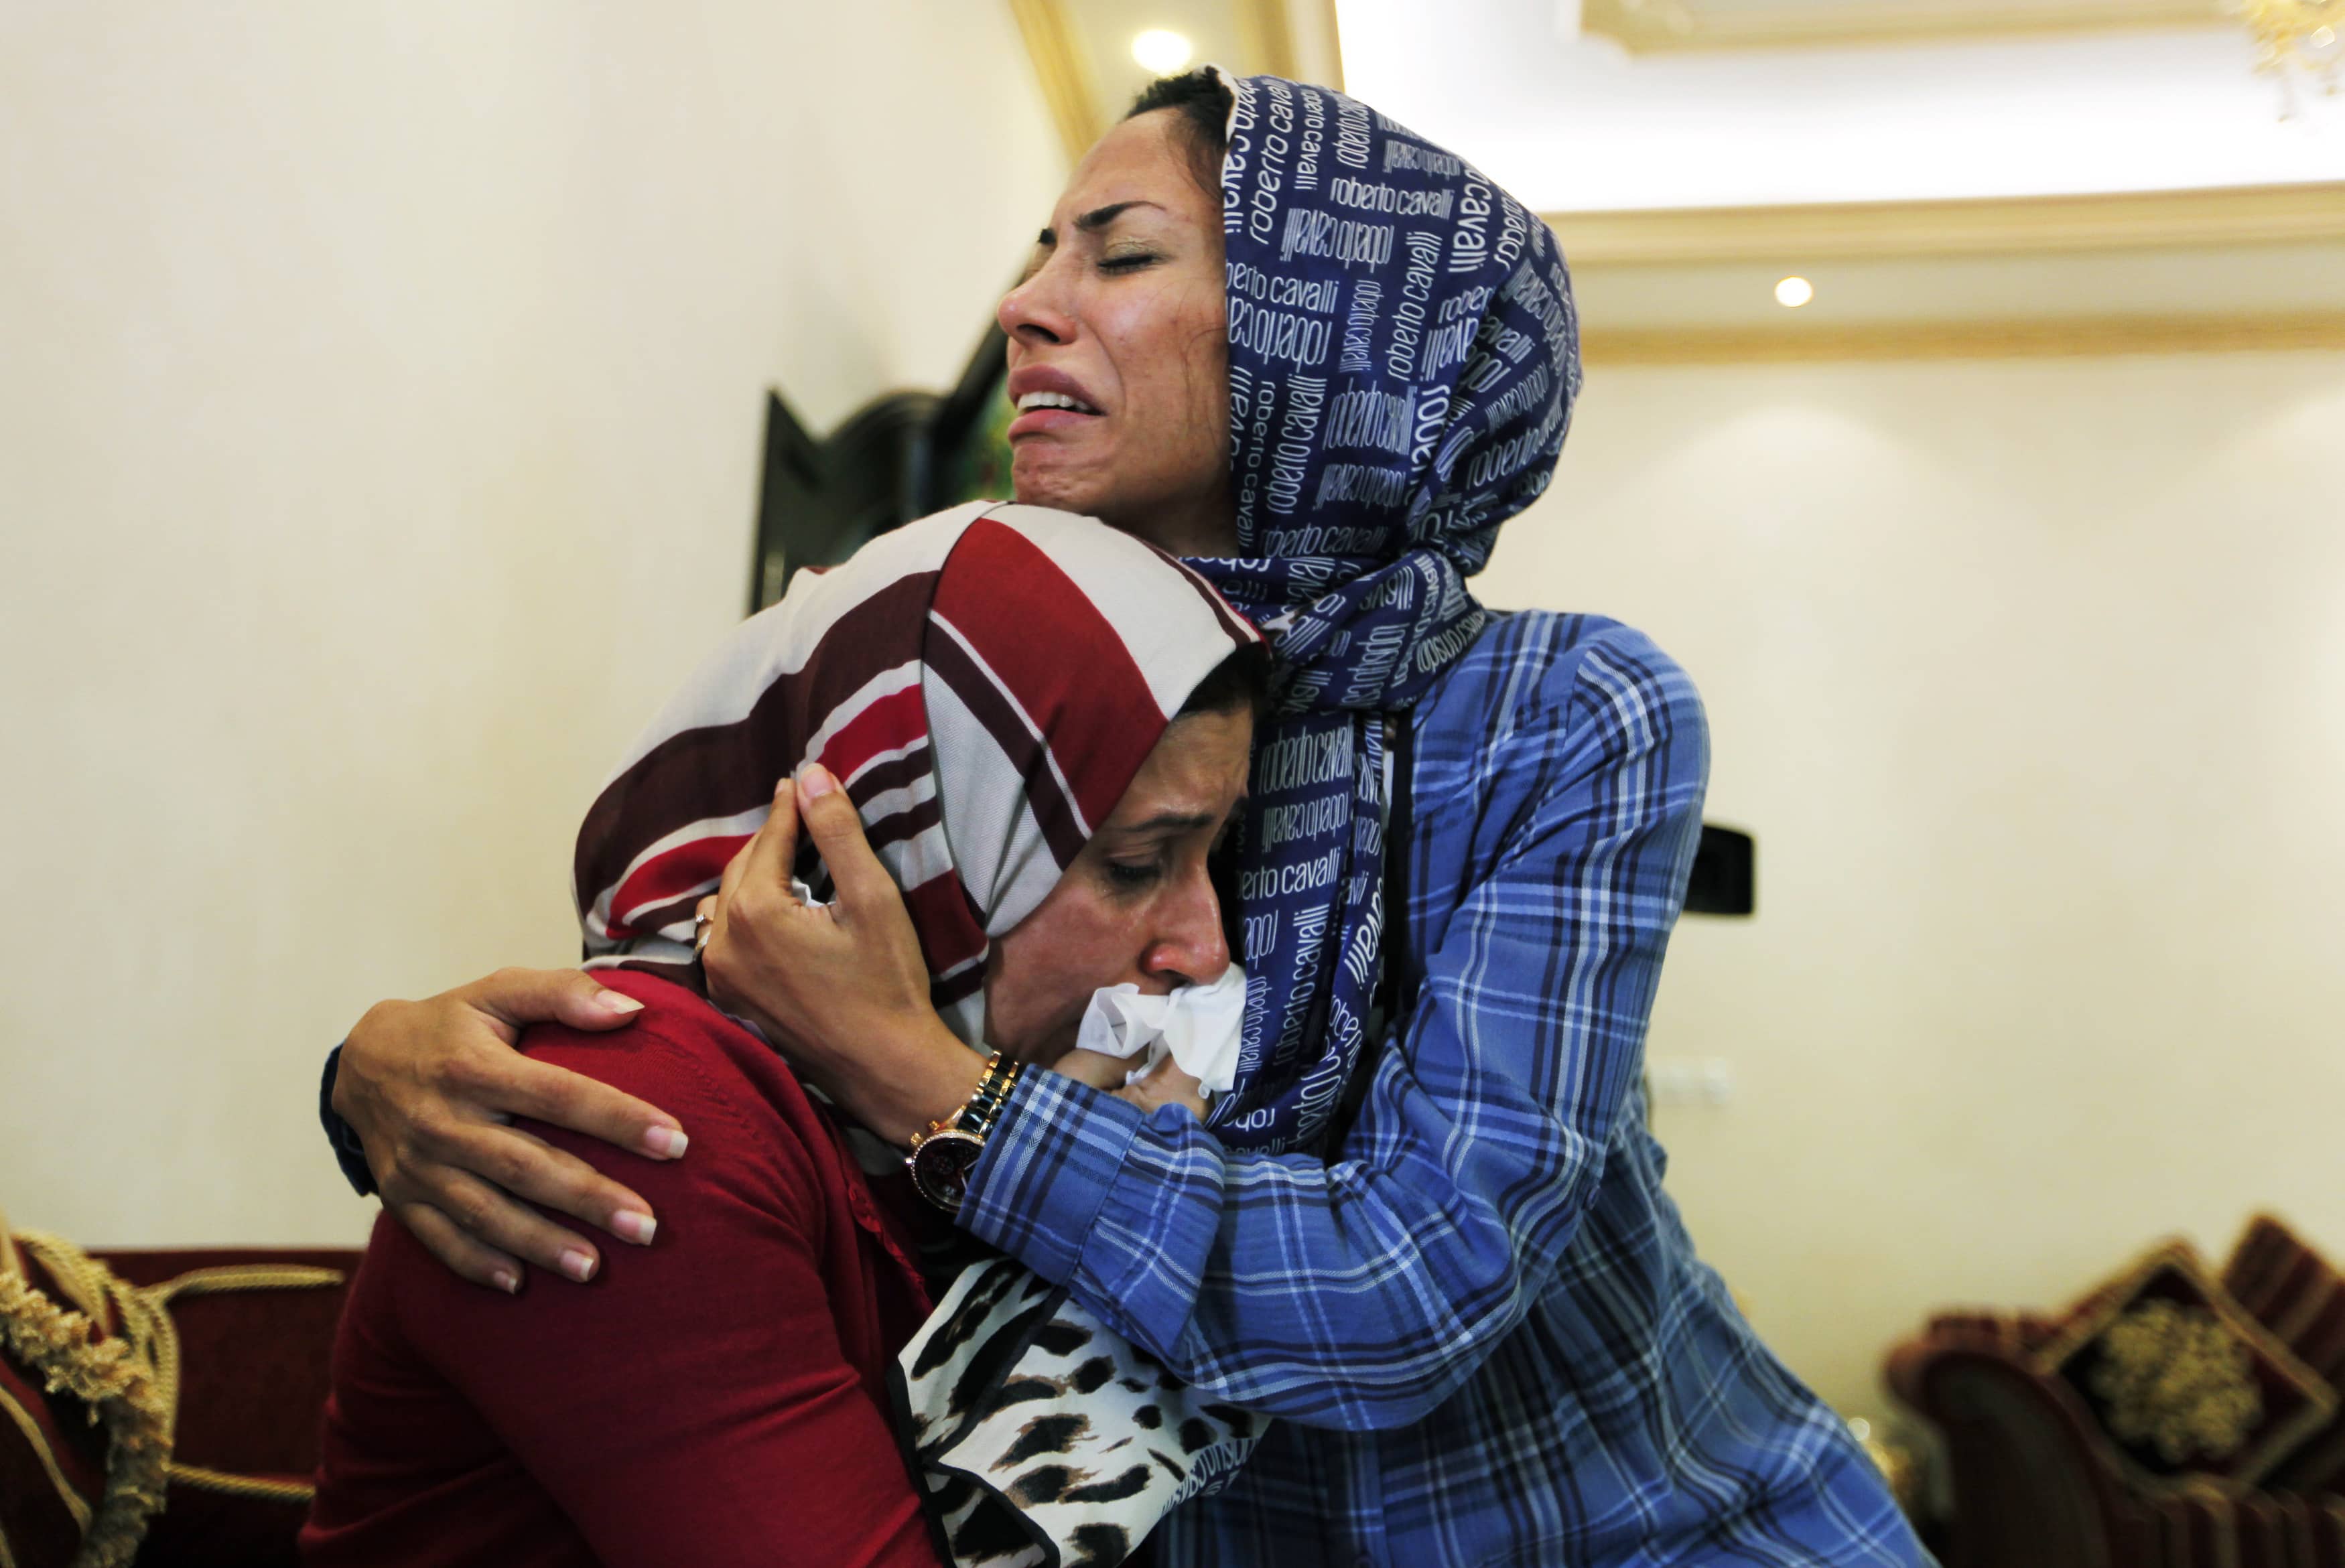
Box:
<box><xmin>1775</xmin><ymin>276</ymin><xmax>1814</xmax><ymax>308</ymax></box>
<box><xmin>1132</xmin><ymin>29</ymin><xmax>1194</xmax><ymax>74</ymax></box>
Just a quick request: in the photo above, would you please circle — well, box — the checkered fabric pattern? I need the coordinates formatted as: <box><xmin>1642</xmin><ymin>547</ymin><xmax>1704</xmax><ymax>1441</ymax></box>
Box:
<box><xmin>965</xmin><ymin>610</ymin><xmax>1931</xmax><ymax>1568</ymax></box>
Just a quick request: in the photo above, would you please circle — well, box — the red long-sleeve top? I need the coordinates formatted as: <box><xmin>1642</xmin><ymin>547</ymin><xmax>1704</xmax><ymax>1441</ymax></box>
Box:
<box><xmin>302</xmin><ymin>970</ymin><xmax>947</xmax><ymax>1568</ymax></box>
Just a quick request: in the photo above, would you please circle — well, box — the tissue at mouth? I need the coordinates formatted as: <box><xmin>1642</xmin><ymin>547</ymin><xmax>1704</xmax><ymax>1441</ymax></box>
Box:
<box><xmin>1071</xmin><ymin>965</ymin><xmax>1248</xmax><ymax>1097</ymax></box>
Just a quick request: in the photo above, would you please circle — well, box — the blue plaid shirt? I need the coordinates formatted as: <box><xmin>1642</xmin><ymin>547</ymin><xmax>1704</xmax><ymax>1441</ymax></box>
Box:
<box><xmin>965</xmin><ymin>612</ymin><xmax>1930</xmax><ymax>1567</ymax></box>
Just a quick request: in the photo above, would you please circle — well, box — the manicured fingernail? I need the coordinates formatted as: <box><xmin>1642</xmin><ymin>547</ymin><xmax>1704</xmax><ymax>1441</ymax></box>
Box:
<box><xmin>596</xmin><ymin>990</ymin><xmax>644</xmax><ymax>1015</ymax></box>
<box><xmin>559</xmin><ymin>1249</ymin><xmax>597</xmax><ymax>1282</ymax></box>
<box><xmin>796</xmin><ymin>762</ymin><xmax>838</xmax><ymax>800</ymax></box>
<box><xmin>612</xmin><ymin>1210</ymin><xmax>657</xmax><ymax>1244</ymax></box>
<box><xmin>491</xmin><ymin>1269</ymin><xmax>520</xmax><ymax>1295</ymax></box>
<box><xmin>643</xmin><ymin>1126</ymin><xmax>688</xmax><ymax>1159</ymax></box>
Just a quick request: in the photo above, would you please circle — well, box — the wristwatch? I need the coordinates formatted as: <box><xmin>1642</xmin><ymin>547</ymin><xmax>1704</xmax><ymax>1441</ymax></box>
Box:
<box><xmin>905</xmin><ymin>1050</ymin><xmax>1024</xmax><ymax>1214</ymax></box>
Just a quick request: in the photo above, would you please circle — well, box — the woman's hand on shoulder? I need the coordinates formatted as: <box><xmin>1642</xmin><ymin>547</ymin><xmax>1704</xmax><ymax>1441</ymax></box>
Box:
<box><xmin>334</xmin><ymin>969</ymin><xmax>687</xmax><ymax>1292</ymax></box>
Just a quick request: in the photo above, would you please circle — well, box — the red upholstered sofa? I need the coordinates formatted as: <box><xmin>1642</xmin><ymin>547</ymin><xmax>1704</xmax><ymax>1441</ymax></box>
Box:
<box><xmin>0</xmin><ymin>1220</ymin><xmax>362</xmax><ymax>1567</ymax></box>
<box><xmin>1887</xmin><ymin>1216</ymin><xmax>2345</xmax><ymax>1568</ymax></box>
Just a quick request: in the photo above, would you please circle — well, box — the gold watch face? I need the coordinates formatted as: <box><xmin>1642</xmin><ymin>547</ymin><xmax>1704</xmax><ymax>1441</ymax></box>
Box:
<box><xmin>909</xmin><ymin>1128</ymin><xmax>984</xmax><ymax>1212</ymax></box>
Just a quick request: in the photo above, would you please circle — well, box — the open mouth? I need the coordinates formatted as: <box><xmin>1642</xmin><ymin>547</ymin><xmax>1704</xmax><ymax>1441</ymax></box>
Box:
<box><xmin>1007</xmin><ymin>383</ymin><xmax>1105</xmax><ymax>442</ymax></box>
<box><xmin>1014</xmin><ymin>390</ymin><xmax>1101</xmax><ymax>416</ymax></box>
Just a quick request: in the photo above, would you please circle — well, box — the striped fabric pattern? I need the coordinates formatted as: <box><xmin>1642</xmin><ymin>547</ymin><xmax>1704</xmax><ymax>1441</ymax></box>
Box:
<box><xmin>572</xmin><ymin>500</ymin><xmax>1255</xmax><ymax>1042</ymax></box>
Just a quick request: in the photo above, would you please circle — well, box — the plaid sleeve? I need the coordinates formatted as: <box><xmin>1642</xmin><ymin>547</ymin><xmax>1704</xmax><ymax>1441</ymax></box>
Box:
<box><xmin>962</xmin><ymin>622</ymin><xmax>1708</xmax><ymax>1431</ymax></box>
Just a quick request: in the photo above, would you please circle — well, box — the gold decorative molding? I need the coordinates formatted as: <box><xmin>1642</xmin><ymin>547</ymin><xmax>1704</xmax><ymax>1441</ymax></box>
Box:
<box><xmin>1581</xmin><ymin>311</ymin><xmax>2345</xmax><ymax>364</ymax></box>
<box><xmin>1547</xmin><ymin>183</ymin><xmax>2345</xmax><ymax>265</ymax></box>
<box><xmin>1580</xmin><ymin>0</ymin><xmax>2228</xmax><ymax>53</ymax></box>
<box><xmin>1008</xmin><ymin>0</ymin><xmax>1343</xmax><ymax>163</ymax></box>
<box><xmin>1006</xmin><ymin>0</ymin><xmax>1103</xmax><ymax>166</ymax></box>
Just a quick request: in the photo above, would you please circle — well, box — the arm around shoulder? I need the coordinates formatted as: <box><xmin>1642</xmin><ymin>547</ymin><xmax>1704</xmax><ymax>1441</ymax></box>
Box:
<box><xmin>963</xmin><ymin>614</ymin><xmax>1709</xmax><ymax>1429</ymax></box>
<box><xmin>321</xmin><ymin>966</ymin><xmax>689</xmax><ymax>1291</ymax></box>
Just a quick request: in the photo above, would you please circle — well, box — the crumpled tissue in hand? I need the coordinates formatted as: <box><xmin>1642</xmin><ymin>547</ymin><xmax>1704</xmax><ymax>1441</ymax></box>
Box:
<box><xmin>1071</xmin><ymin>965</ymin><xmax>1248</xmax><ymax>1098</ymax></box>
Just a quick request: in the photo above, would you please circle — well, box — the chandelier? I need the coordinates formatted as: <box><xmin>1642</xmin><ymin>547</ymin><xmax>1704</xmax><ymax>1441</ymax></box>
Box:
<box><xmin>2236</xmin><ymin>0</ymin><xmax>2342</xmax><ymax>100</ymax></box>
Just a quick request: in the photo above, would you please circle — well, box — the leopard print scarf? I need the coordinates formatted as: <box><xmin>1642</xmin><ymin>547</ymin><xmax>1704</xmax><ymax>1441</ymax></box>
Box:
<box><xmin>894</xmin><ymin>1259</ymin><xmax>1262</xmax><ymax>1567</ymax></box>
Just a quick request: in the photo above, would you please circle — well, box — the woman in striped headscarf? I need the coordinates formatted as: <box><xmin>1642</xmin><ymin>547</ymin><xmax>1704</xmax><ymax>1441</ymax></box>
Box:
<box><xmin>326</xmin><ymin>70</ymin><xmax>1928</xmax><ymax>1568</ymax></box>
<box><xmin>304</xmin><ymin>503</ymin><xmax>1262</xmax><ymax>1567</ymax></box>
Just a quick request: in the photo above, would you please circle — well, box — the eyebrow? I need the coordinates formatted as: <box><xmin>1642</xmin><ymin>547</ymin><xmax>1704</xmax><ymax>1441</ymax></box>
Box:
<box><xmin>1116</xmin><ymin>810</ymin><xmax>1218</xmax><ymax>835</ymax></box>
<box><xmin>1034</xmin><ymin>200</ymin><xmax>1162</xmax><ymax>250</ymax></box>
<box><xmin>1106</xmin><ymin>807</ymin><xmax>1226</xmax><ymax>840</ymax></box>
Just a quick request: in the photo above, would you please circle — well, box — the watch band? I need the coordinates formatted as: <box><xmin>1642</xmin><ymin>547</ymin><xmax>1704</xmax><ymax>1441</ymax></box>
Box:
<box><xmin>904</xmin><ymin>1051</ymin><xmax>1026</xmax><ymax>1213</ymax></box>
<box><xmin>954</xmin><ymin>1050</ymin><xmax>1024</xmax><ymax>1141</ymax></box>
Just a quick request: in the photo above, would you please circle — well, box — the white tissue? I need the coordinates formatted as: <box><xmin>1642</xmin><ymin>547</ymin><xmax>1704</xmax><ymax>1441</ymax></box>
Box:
<box><xmin>1071</xmin><ymin>965</ymin><xmax>1248</xmax><ymax>1098</ymax></box>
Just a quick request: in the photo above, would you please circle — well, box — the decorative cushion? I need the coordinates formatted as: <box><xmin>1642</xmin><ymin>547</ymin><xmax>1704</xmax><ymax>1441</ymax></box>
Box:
<box><xmin>2224</xmin><ymin>1214</ymin><xmax>2345</xmax><ymax>1500</ymax></box>
<box><xmin>2035</xmin><ymin>1238</ymin><xmax>2338</xmax><ymax>1494</ymax></box>
<box><xmin>103</xmin><ymin>1245</ymin><xmax>361</xmax><ymax>1568</ymax></box>
<box><xmin>1924</xmin><ymin>1309</ymin><xmax>2068</xmax><ymax>1356</ymax></box>
<box><xmin>0</xmin><ymin>1217</ymin><xmax>170</xmax><ymax>1568</ymax></box>
<box><xmin>0</xmin><ymin>1215</ymin><xmax>356</xmax><ymax>1568</ymax></box>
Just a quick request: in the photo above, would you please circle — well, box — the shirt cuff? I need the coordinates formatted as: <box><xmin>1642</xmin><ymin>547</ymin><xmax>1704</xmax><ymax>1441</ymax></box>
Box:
<box><xmin>320</xmin><ymin>1046</ymin><xmax>378</xmax><ymax>1198</ymax></box>
<box><xmin>960</xmin><ymin>1069</ymin><xmax>1146</xmax><ymax>1285</ymax></box>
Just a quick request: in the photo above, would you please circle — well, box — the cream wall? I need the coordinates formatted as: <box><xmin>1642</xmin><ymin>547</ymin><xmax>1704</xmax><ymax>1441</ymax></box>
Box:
<box><xmin>7</xmin><ymin>3</ymin><xmax>2340</xmax><ymax>1439</ymax></box>
<box><xmin>1483</xmin><ymin>347</ymin><xmax>2345</xmax><ymax>1420</ymax></box>
<box><xmin>0</xmin><ymin>3</ymin><xmax>1061</xmax><ymax>1246</ymax></box>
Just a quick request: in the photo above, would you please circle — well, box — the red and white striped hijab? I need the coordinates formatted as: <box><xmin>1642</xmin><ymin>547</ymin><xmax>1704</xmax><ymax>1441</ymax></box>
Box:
<box><xmin>573</xmin><ymin>502</ymin><xmax>1259</xmax><ymax>1046</ymax></box>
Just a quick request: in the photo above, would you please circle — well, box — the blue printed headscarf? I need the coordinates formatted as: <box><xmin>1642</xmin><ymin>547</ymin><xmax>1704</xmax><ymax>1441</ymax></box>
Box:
<box><xmin>1190</xmin><ymin>73</ymin><xmax>1581</xmax><ymax>1155</ymax></box>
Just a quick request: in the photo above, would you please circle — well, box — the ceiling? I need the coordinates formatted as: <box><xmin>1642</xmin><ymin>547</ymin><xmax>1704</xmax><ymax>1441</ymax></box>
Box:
<box><xmin>1334</xmin><ymin>0</ymin><xmax>2344</xmax><ymax>212</ymax></box>
<box><xmin>1008</xmin><ymin>0</ymin><xmax>1344</xmax><ymax>165</ymax></box>
<box><xmin>1577</xmin><ymin>0</ymin><xmax>2230</xmax><ymax>54</ymax></box>
<box><xmin>1017</xmin><ymin>1</ymin><xmax>2345</xmax><ymax>357</ymax></box>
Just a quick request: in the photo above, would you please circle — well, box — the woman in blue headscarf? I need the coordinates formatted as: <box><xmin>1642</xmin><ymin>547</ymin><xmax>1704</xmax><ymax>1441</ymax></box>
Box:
<box><xmin>326</xmin><ymin>70</ymin><xmax>1929</xmax><ymax>1567</ymax></box>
